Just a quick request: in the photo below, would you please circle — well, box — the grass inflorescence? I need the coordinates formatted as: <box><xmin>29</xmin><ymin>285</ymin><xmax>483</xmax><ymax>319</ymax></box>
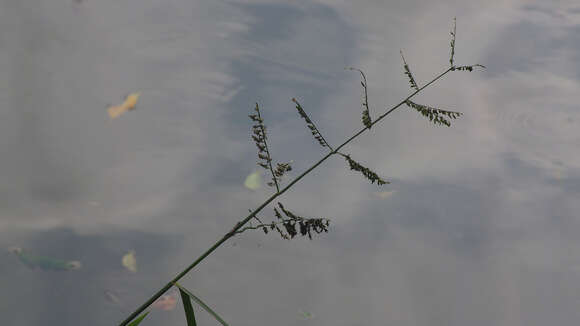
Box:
<box><xmin>119</xmin><ymin>18</ymin><xmax>485</xmax><ymax>326</ymax></box>
<box><xmin>345</xmin><ymin>67</ymin><xmax>373</xmax><ymax>129</ymax></box>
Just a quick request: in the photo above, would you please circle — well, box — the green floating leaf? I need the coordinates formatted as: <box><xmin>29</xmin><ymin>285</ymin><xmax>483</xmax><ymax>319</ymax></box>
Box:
<box><xmin>127</xmin><ymin>311</ymin><xmax>150</xmax><ymax>326</ymax></box>
<box><xmin>244</xmin><ymin>171</ymin><xmax>261</xmax><ymax>191</ymax></box>
<box><xmin>174</xmin><ymin>283</ymin><xmax>230</xmax><ymax>326</ymax></box>
<box><xmin>8</xmin><ymin>247</ymin><xmax>81</xmax><ymax>271</ymax></box>
<box><xmin>298</xmin><ymin>309</ymin><xmax>315</xmax><ymax>320</ymax></box>
<box><xmin>179</xmin><ymin>288</ymin><xmax>197</xmax><ymax>326</ymax></box>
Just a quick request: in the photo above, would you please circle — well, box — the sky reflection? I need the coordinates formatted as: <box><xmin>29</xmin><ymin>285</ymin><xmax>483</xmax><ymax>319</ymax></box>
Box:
<box><xmin>1</xmin><ymin>0</ymin><xmax>579</xmax><ymax>325</ymax></box>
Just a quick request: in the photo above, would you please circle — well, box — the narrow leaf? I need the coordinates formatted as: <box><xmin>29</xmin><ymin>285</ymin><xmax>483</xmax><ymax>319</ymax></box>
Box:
<box><xmin>127</xmin><ymin>311</ymin><xmax>150</xmax><ymax>326</ymax></box>
<box><xmin>179</xmin><ymin>288</ymin><xmax>197</xmax><ymax>326</ymax></box>
<box><xmin>175</xmin><ymin>283</ymin><xmax>230</xmax><ymax>326</ymax></box>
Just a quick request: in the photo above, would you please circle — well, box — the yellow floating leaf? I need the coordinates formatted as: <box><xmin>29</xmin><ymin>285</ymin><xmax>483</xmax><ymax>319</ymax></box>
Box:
<box><xmin>244</xmin><ymin>171</ymin><xmax>261</xmax><ymax>190</ymax></box>
<box><xmin>122</xmin><ymin>250</ymin><xmax>137</xmax><ymax>273</ymax></box>
<box><xmin>108</xmin><ymin>92</ymin><xmax>140</xmax><ymax>119</ymax></box>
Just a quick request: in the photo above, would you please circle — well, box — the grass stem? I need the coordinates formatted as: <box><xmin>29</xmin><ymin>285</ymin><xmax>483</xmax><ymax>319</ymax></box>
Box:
<box><xmin>119</xmin><ymin>66</ymin><xmax>453</xmax><ymax>326</ymax></box>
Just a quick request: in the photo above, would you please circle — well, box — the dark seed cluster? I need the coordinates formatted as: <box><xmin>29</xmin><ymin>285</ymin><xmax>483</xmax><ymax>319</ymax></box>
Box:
<box><xmin>249</xmin><ymin>103</ymin><xmax>272</xmax><ymax>170</ymax></box>
<box><xmin>232</xmin><ymin>203</ymin><xmax>330</xmax><ymax>241</ymax></box>
<box><xmin>400</xmin><ymin>50</ymin><xmax>419</xmax><ymax>91</ymax></box>
<box><xmin>274</xmin><ymin>162</ymin><xmax>292</xmax><ymax>178</ymax></box>
<box><xmin>346</xmin><ymin>67</ymin><xmax>372</xmax><ymax>129</ymax></box>
<box><xmin>292</xmin><ymin>98</ymin><xmax>332</xmax><ymax>149</ymax></box>
<box><xmin>249</xmin><ymin>103</ymin><xmax>294</xmax><ymax>190</ymax></box>
<box><xmin>340</xmin><ymin>153</ymin><xmax>389</xmax><ymax>186</ymax></box>
<box><xmin>404</xmin><ymin>100</ymin><xmax>462</xmax><ymax>127</ymax></box>
<box><xmin>267</xmin><ymin>162</ymin><xmax>293</xmax><ymax>187</ymax></box>
<box><xmin>451</xmin><ymin>64</ymin><xmax>486</xmax><ymax>72</ymax></box>
<box><xmin>276</xmin><ymin>202</ymin><xmax>330</xmax><ymax>240</ymax></box>
<box><xmin>450</xmin><ymin>17</ymin><xmax>456</xmax><ymax>67</ymax></box>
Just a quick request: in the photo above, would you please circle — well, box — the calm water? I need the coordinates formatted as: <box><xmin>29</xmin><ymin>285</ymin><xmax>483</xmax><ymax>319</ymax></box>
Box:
<box><xmin>1</xmin><ymin>1</ymin><xmax>579</xmax><ymax>325</ymax></box>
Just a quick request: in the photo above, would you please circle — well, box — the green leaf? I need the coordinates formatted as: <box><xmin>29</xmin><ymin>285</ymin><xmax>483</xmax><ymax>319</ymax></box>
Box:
<box><xmin>10</xmin><ymin>248</ymin><xmax>82</xmax><ymax>271</ymax></box>
<box><xmin>175</xmin><ymin>283</ymin><xmax>230</xmax><ymax>326</ymax></box>
<box><xmin>127</xmin><ymin>311</ymin><xmax>150</xmax><ymax>326</ymax></box>
<box><xmin>179</xmin><ymin>288</ymin><xmax>197</xmax><ymax>326</ymax></box>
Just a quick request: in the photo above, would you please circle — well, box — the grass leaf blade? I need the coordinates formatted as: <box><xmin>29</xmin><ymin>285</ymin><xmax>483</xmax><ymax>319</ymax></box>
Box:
<box><xmin>127</xmin><ymin>311</ymin><xmax>150</xmax><ymax>326</ymax></box>
<box><xmin>175</xmin><ymin>283</ymin><xmax>229</xmax><ymax>326</ymax></box>
<box><xmin>179</xmin><ymin>288</ymin><xmax>197</xmax><ymax>326</ymax></box>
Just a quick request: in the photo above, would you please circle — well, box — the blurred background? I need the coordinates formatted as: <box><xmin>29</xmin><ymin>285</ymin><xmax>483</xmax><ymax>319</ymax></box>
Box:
<box><xmin>1</xmin><ymin>0</ymin><xmax>579</xmax><ymax>325</ymax></box>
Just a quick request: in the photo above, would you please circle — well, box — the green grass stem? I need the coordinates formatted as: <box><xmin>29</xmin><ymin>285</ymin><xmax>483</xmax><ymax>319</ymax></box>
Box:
<box><xmin>118</xmin><ymin>66</ymin><xmax>454</xmax><ymax>326</ymax></box>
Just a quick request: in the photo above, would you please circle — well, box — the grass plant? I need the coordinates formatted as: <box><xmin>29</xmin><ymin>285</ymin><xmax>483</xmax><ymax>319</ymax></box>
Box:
<box><xmin>118</xmin><ymin>18</ymin><xmax>485</xmax><ymax>325</ymax></box>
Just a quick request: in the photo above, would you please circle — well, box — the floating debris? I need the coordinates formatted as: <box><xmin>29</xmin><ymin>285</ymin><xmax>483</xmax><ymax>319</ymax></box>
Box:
<box><xmin>373</xmin><ymin>190</ymin><xmax>396</xmax><ymax>199</ymax></box>
<box><xmin>244</xmin><ymin>171</ymin><xmax>261</xmax><ymax>191</ymax></box>
<box><xmin>104</xmin><ymin>290</ymin><xmax>122</xmax><ymax>305</ymax></box>
<box><xmin>152</xmin><ymin>291</ymin><xmax>177</xmax><ymax>311</ymax></box>
<box><xmin>8</xmin><ymin>247</ymin><xmax>82</xmax><ymax>271</ymax></box>
<box><xmin>122</xmin><ymin>250</ymin><xmax>137</xmax><ymax>273</ymax></box>
<box><xmin>108</xmin><ymin>92</ymin><xmax>140</xmax><ymax>119</ymax></box>
<box><xmin>298</xmin><ymin>309</ymin><xmax>315</xmax><ymax>320</ymax></box>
